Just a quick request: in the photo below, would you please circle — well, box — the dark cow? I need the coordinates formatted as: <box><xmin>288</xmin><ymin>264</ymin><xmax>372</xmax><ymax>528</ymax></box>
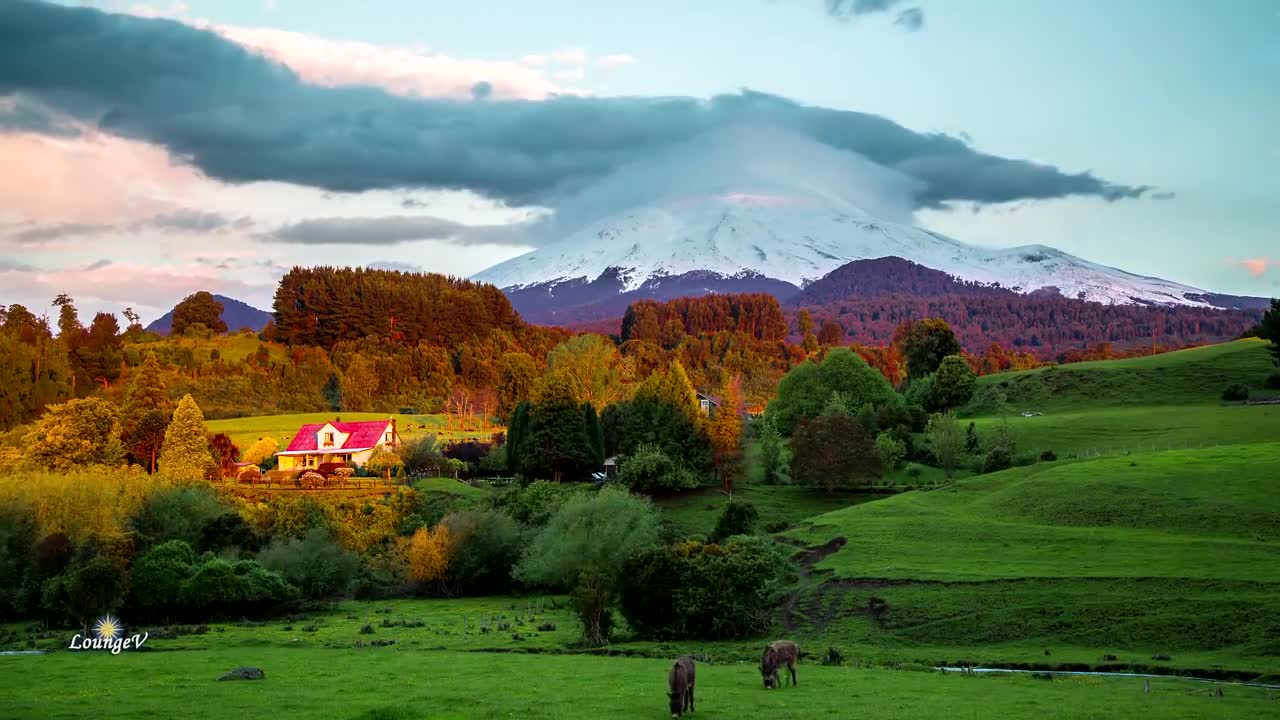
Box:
<box><xmin>668</xmin><ymin>655</ymin><xmax>696</xmax><ymax>717</ymax></box>
<box><xmin>762</xmin><ymin>640</ymin><xmax>799</xmax><ymax>689</ymax></box>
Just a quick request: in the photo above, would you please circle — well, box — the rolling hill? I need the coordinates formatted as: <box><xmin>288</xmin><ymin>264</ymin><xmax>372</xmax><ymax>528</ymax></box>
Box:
<box><xmin>146</xmin><ymin>294</ymin><xmax>273</xmax><ymax>335</ymax></box>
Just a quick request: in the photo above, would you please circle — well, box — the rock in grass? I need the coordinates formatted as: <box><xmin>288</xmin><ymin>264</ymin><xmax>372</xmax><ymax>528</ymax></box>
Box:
<box><xmin>217</xmin><ymin>667</ymin><xmax>265</xmax><ymax>681</ymax></box>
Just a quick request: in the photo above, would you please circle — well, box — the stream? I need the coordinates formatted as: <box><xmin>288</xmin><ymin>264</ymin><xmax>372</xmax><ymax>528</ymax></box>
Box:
<box><xmin>936</xmin><ymin>666</ymin><xmax>1280</xmax><ymax>690</ymax></box>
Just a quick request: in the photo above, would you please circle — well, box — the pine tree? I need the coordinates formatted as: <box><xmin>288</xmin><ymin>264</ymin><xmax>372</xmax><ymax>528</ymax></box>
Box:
<box><xmin>158</xmin><ymin>394</ymin><xmax>215</xmax><ymax>482</ymax></box>
<box><xmin>521</xmin><ymin>372</ymin><xmax>593</xmax><ymax>482</ymax></box>
<box><xmin>121</xmin><ymin>352</ymin><xmax>168</xmax><ymax>426</ymax></box>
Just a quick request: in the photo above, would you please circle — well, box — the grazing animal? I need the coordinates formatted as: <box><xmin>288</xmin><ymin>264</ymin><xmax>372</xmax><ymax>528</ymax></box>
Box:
<box><xmin>668</xmin><ymin>655</ymin><xmax>696</xmax><ymax>718</ymax></box>
<box><xmin>761</xmin><ymin>640</ymin><xmax>800</xmax><ymax>689</ymax></box>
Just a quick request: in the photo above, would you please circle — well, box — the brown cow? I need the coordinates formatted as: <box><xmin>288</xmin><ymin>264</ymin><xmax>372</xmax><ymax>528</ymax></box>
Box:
<box><xmin>668</xmin><ymin>655</ymin><xmax>696</xmax><ymax>717</ymax></box>
<box><xmin>761</xmin><ymin>640</ymin><xmax>799</xmax><ymax>689</ymax></box>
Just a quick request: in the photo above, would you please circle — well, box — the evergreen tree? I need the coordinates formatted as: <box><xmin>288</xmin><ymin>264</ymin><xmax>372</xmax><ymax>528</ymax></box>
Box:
<box><xmin>506</xmin><ymin>401</ymin><xmax>531</xmax><ymax>476</ymax></box>
<box><xmin>125</xmin><ymin>409</ymin><xmax>168</xmax><ymax>473</ymax></box>
<box><xmin>158</xmin><ymin>394</ymin><xmax>215</xmax><ymax>481</ymax></box>
<box><xmin>520</xmin><ymin>372</ymin><xmax>594</xmax><ymax>482</ymax></box>
<box><xmin>121</xmin><ymin>352</ymin><xmax>168</xmax><ymax>426</ymax></box>
<box><xmin>582</xmin><ymin>403</ymin><xmax>604</xmax><ymax>468</ymax></box>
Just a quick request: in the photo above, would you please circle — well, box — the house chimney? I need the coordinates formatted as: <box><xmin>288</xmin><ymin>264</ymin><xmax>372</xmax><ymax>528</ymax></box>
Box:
<box><xmin>390</xmin><ymin>417</ymin><xmax>397</xmax><ymax>447</ymax></box>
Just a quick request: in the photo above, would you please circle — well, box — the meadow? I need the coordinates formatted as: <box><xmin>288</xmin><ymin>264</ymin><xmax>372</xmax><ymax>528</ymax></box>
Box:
<box><xmin>6</xmin><ymin>615</ymin><xmax>1277</xmax><ymax>720</ymax></box>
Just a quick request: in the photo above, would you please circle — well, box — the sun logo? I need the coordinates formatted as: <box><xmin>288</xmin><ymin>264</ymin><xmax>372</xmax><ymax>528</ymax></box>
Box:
<box><xmin>93</xmin><ymin>615</ymin><xmax>123</xmax><ymax>641</ymax></box>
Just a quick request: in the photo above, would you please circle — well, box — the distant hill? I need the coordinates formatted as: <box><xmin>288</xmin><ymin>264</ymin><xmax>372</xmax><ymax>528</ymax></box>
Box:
<box><xmin>788</xmin><ymin>256</ymin><xmax>1012</xmax><ymax>305</ymax></box>
<box><xmin>146</xmin><ymin>294</ymin><xmax>273</xmax><ymax>335</ymax></box>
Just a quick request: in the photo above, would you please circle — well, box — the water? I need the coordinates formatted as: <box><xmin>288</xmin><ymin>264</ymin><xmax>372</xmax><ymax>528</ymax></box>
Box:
<box><xmin>937</xmin><ymin>666</ymin><xmax>1280</xmax><ymax>690</ymax></box>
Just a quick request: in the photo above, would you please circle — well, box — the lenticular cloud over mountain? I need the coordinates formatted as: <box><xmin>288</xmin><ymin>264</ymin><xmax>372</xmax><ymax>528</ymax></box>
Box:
<box><xmin>473</xmin><ymin>125</ymin><xmax>1216</xmax><ymax>311</ymax></box>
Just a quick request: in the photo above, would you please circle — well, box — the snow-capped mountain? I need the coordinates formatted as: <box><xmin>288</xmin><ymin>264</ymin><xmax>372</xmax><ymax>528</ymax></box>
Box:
<box><xmin>470</xmin><ymin>124</ymin><xmax>1257</xmax><ymax>323</ymax></box>
<box><xmin>473</xmin><ymin>192</ymin><xmax>1211</xmax><ymax>308</ymax></box>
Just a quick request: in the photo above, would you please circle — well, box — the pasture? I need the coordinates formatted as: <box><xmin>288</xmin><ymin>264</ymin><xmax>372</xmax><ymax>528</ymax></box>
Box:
<box><xmin>785</xmin><ymin>443</ymin><xmax>1280</xmax><ymax>676</ymax></box>
<box><xmin>6</xmin><ymin>635</ymin><xmax>1276</xmax><ymax>719</ymax></box>
<box><xmin>205</xmin><ymin>412</ymin><xmax>498</xmax><ymax>451</ymax></box>
<box><xmin>971</xmin><ymin>338</ymin><xmax>1278</xmax><ymax>413</ymax></box>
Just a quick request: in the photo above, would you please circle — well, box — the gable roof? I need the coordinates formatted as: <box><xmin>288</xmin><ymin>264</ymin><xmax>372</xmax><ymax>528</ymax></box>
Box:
<box><xmin>281</xmin><ymin>420</ymin><xmax>392</xmax><ymax>454</ymax></box>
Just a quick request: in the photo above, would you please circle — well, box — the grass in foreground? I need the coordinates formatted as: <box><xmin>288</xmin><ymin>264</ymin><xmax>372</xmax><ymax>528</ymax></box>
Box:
<box><xmin>7</xmin><ymin>647</ymin><xmax>1274</xmax><ymax>720</ymax></box>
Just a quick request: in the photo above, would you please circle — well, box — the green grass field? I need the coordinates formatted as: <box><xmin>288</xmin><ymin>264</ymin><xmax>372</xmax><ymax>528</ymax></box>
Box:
<box><xmin>8</xmin><ymin>647</ymin><xmax>1274</xmax><ymax>720</ymax></box>
<box><xmin>969</xmin><ymin>404</ymin><xmax>1280</xmax><ymax>459</ymax></box>
<box><xmin>783</xmin><ymin>443</ymin><xmax>1280</xmax><ymax>676</ymax></box>
<box><xmin>206</xmin><ymin>412</ymin><xmax>497</xmax><ymax>451</ymax></box>
<box><xmin>971</xmin><ymin>339</ymin><xmax>1277</xmax><ymax>413</ymax></box>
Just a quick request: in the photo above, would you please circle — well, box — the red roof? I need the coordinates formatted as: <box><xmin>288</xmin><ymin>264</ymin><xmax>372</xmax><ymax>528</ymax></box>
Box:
<box><xmin>283</xmin><ymin>420</ymin><xmax>392</xmax><ymax>453</ymax></box>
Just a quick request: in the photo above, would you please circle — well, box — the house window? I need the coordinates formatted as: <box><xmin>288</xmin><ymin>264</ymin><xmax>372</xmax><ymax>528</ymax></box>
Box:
<box><xmin>324</xmin><ymin>432</ymin><xmax>335</xmax><ymax>447</ymax></box>
<box><xmin>384</xmin><ymin>432</ymin><xmax>393</xmax><ymax>445</ymax></box>
<box><xmin>306</xmin><ymin>455</ymin><xmax>317</xmax><ymax>467</ymax></box>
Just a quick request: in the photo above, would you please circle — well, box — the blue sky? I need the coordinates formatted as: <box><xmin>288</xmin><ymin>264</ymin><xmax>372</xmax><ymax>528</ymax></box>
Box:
<box><xmin>1</xmin><ymin>0</ymin><xmax>1276</xmax><ymax>319</ymax></box>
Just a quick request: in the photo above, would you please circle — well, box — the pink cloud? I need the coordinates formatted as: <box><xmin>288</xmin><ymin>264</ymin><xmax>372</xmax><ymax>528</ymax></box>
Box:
<box><xmin>218</xmin><ymin>26</ymin><xmax>566</xmax><ymax>100</ymax></box>
<box><xmin>1237</xmin><ymin>258</ymin><xmax>1274</xmax><ymax>277</ymax></box>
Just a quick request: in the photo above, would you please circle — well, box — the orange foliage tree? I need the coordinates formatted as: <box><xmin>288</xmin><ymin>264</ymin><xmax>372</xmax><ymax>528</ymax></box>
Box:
<box><xmin>707</xmin><ymin>374</ymin><xmax>744</xmax><ymax>495</ymax></box>
<box><xmin>408</xmin><ymin>525</ymin><xmax>454</xmax><ymax>591</ymax></box>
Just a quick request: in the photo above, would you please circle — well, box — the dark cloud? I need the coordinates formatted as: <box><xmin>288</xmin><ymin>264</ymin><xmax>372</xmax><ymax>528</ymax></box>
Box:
<box><xmin>471</xmin><ymin>81</ymin><xmax>493</xmax><ymax>101</ymax></box>
<box><xmin>134</xmin><ymin>209</ymin><xmax>252</xmax><ymax>232</ymax></box>
<box><xmin>401</xmin><ymin>198</ymin><xmax>429</xmax><ymax>209</ymax></box>
<box><xmin>0</xmin><ymin>258</ymin><xmax>39</xmax><ymax>272</ymax></box>
<box><xmin>894</xmin><ymin>7</ymin><xmax>924</xmax><ymax>31</ymax></box>
<box><xmin>83</xmin><ymin>258</ymin><xmax>111</xmax><ymax>271</ymax></box>
<box><xmin>8</xmin><ymin>222</ymin><xmax>113</xmax><ymax>244</ymax></box>
<box><xmin>0</xmin><ymin>0</ymin><xmax>1152</xmax><ymax>209</ymax></box>
<box><xmin>261</xmin><ymin>216</ymin><xmax>531</xmax><ymax>246</ymax></box>
<box><xmin>826</xmin><ymin>0</ymin><xmax>923</xmax><ymax>29</ymax></box>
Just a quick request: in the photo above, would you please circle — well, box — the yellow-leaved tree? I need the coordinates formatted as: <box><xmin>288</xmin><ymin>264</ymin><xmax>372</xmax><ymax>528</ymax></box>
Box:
<box><xmin>157</xmin><ymin>394</ymin><xmax>215</xmax><ymax>482</ymax></box>
<box><xmin>241</xmin><ymin>437</ymin><xmax>279</xmax><ymax>466</ymax></box>
<box><xmin>408</xmin><ymin>525</ymin><xmax>454</xmax><ymax>590</ymax></box>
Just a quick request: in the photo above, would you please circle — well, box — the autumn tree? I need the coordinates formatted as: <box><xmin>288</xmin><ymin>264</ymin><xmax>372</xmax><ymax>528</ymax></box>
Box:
<box><xmin>496</xmin><ymin>352</ymin><xmax>539</xmax><ymax>419</ymax></box>
<box><xmin>241</xmin><ymin>437</ymin><xmax>280</xmax><ymax>466</ymax></box>
<box><xmin>158</xmin><ymin>394</ymin><xmax>215</xmax><ymax>481</ymax></box>
<box><xmin>170</xmin><ymin>291</ymin><xmax>227</xmax><ymax>336</ymax></box>
<box><xmin>79</xmin><ymin>312</ymin><xmax>123</xmax><ymax>387</ymax></box>
<box><xmin>895</xmin><ymin>318</ymin><xmax>963</xmax><ymax>379</ymax></box>
<box><xmin>547</xmin><ymin>334</ymin><xmax>628</xmax><ymax>411</ymax></box>
<box><xmin>408</xmin><ymin>525</ymin><xmax>454</xmax><ymax>590</ymax></box>
<box><xmin>789</xmin><ymin>413</ymin><xmax>881</xmax><ymax>492</ymax></box>
<box><xmin>24</xmin><ymin>397</ymin><xmax>126</xmax><ymax>469</ymax></box>
<box><xmin>797</xmin><ymin>309</ymin><xmax>819</xmax><ymax>354</ymax></box>
<box><xmin>817</xmin><ymin>321</ymin><xmax>844</xmax><ymax>347</ymax></box>
<box><xmin>708</xmin><ymin>374</ymin><xmax>744</xmax><ymax>495</ymax></box>
<box><xmin>208</xmin><ymin>432</ymin><xmax>240</xmax><ymax>478</ymax></box>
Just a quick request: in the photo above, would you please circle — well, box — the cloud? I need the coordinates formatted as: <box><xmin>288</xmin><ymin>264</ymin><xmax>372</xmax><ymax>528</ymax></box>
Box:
<box><xmin>215</xmin><ymin>25</ymin><xmax>565</xmax><ymax>100</ymax></box>
<box><xmin>596</xmin><ymin>53</ymin><xmax>636</xmax><ymax>69</ymax></box>
<box><xmin>894</xmin><ymin>7</ymin><xmax>924</xmax><ymax>31</ymax></box>
<box><xmin>826</xmin><ymin>0</ymin><xmax>924</xmax><ymax>30</ymax></box>
<box><xmin>83</xmin><ymin>258</ymin><xmax>112</xmax><ymax>271</ymax></box>
<box><xmin>367</xmin><ymin>260</ymin><xmax>424</xmax><ymax>273</ymax></box>
<box><xmin>0</xmin><ymin>1</ymin><xmax>1151</xmax><ymax>210</ymax></box>
<box><xmin>0</xmin><ymin>258</ymin><xmax>38</xmax><ymax>272</ymax></box>
<box><xmin>6</xmin><ymin>209</ymin><xmax>253</xmax><ymax>244</ymax></box>
<box><xmin>1236</xmin><ymin>258</ymin><xmax>1275</xmax><ymax>277</ymax></box>
<box><xmin>260</xmin><ymin>215</ymin><xmax>532</xmax><ymax>246</ymax></box>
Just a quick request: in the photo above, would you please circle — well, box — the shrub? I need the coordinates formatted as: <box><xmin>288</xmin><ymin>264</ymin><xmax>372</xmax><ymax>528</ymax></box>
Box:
<box><xmin>179</xmin><ymin>558</ymin><xmax>296</xmax><ymax>617</ymax></box>
<box><xmin>982</xmin><ymin>446</ymin><xmax>1013</xmax><ymax>474</ymax></box>
<box><xmin>317</xmin><ymin>462</ymin><xmax>349</xmax><ymax>477</ymax></box>
<box><xmin>1039</xmin><ymin>449</ymin><xmax>1058</xmax><ymax>462</ymax></box>
<box><xmin>821</xmin><ymin>646</ymin><xmax>845</xmax><ymax>666</ymax></box>
<box><xmin>905</xmin><ymin>465</ymin><xmax>922</xmax><ymax>479</ymax></box>
<box><xmin>790</xmin><ymin>414</ymin><xmax>882</xmax><ymax>492</ymax></box>
<box><xmin>1221</xmin><ymin>383</ymin><xmax>1250</xmax><ymax>402</ymax></box>
<box><xmin>615</xmin><ymin>444</ymin><xmax>699</xmax><ymax>493</ymax></box>
<box><xmin>41</xmin><ymin>549</ymin><xmax>127</xmax><ymax>630</ymax></box>
<box><xmin>265</xmin><ymin>469</ymin><xmax>298</xmax><ymax>484</ymax></box>
<box><xmin>333</xmin><ymin>467</ymin><xmax>356</xmax><ymax>480</ymax></box>
<box><xmin>875</xmin><ymin>432</ymin><xmax>907</xmax><ymax>472</ymax></box>
<box><xmin>440</xmin><ymin>510</ymin><xmax>523</xmax><ymax>595</ymax></box>
<box><xmin>197</xmin><ymin>512</ymin><xmax>260</xmax><ymax>553</ymax></box>
<box><xmin>1266</xmin><ymin>372</ymin><xmax>1280</xmax><ymax>390</ymax></box>
<box><xmin>129</xmin><ymin>540</ymin><xmax>197</xmax><ymax>621</ymax></box>
<box><xmin>710</xmin><ymin>502</ymin><xmax>759</xmax><ymax>542</ymax></box>
<box><xmin>237</xmin><ymin>466</ymin><xmax>262</xmax><ymax>484</ymax></box>
<box><xmin>618</xmin><ymin>535</ymin><xmax>796</xmax><ymax>639</ymax></box>
<box><xmin>300</xmin><ymin>471</ymin><xmax>325</xmax><ymax>489</ymax></box>
<box><xmin>257</xmin><ymin>527</ymin><xmax>358</xmax><ymax>598</ymax></box>
<box><xmin>130</xmin><ymin>487</ymin><xmax>225</xmax><ymax>548</ymax></box>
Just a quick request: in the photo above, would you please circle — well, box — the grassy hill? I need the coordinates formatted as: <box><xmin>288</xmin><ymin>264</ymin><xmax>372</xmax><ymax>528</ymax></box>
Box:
<box><xmin>971</xmin><ymin>339</ymin><xmax>1276</xmax><ymax>413</ymax></box>
<box><xmin>783</xmin><ymin>443</ymin><xmax>1280</xmax><ymax>675</ymax></box>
